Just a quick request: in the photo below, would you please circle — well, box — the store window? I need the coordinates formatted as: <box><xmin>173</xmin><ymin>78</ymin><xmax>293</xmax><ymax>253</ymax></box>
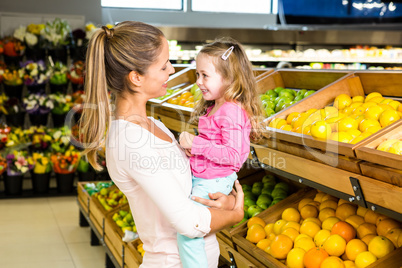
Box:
<box><xmin>101</xmin><ymin>0</ymin><xmax>183</xmax><ymax>10</ymax></box>
<box><xmin>192</xmin><ymin>0</ymin><xmax>277</xmax><ymax>14</ymax></box>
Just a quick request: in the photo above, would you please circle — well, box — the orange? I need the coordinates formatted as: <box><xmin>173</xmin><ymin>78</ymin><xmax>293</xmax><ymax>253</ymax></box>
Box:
<box><xmin>322</xmin><ymin>217</ymin><xmax>341</xmax><ymax>231</ymax></box>
<box><xmin>300</xmin><ymin>221</ymin><xmax>321</xmax><ymax>238</ymax></box>
<box><xmin>356</xmin><ymin>206</ymin><xmax>369</xmax><ymax>218</ymax></box>
<box><xmin>311</xmin><ymin>120</ymin><xmax>332</xmax><ymax>140</ymax></box>
<box><xmin>282</xmin><ymin>227</ymin><xmax>300</xmax><ymax>242</ymax></box>
<box><xmin>286</xmin><ymin>247</ymin><xmax>306</xmax><ymax>268</ymax></box>
<box><xmin>363</xmin><ymin>210</ymin><xmax>379</xmax><ymax>225</ymax></box>
<box><xmin>314</xmin><ymin>192</ymin><xmax>327</xmax><ymax>202</ymax></box>
<box><xmin>379</xmin><ymin>109</ymin><xmax>400</xmax><ymax>127</ymax></box>
<box><xmin>324</xmin><ymin>234</ymin><xmax>347</xmax><ymax>257</ymax></box>
<box><xmin>264</xmin><ymin>223</ymin><xmax>275</xmax><ymax>237</ymax></box>
<box><xmin>336</xmin><ymin>204</ymin><xmax>357</xmax><ymax>221</ymax></box>
<box><xmin>357</xmin><ymin>223</ymin><xmax>377</xmax><ymax>239</ymax></box>
<box><xmin>274</xmin><ymin>219</ymin><xmax>288</xmax><ymax>235</ymax></box>
<box><xmin>319</xmin><ymin>208</ymin><xmax>336</xmax><ymax>222</ymax></box>
<box><xmin>246</xmin><ymin>224</ymin><xmax>266</xmax><ymax>243</ymax></box>
<box><xmin>269</xmin><ymin>234</ymin><xmax>293</xmax><ymax>259</ymax></box>
<box><xmin>358</xmin><ymin>119</ymin><xmax>381</xmax><ymax>133</ymax></box>
<box><xmin>345</xmin><ymin>215</ymin><xmax>365</xmax><ymax>230</ymax></box>
<box><xmin>321</xmin><ymin>194</ymin><xmax>339</xmax><ymax>203</ymax></box>
<box><xmin>287</xmin><ymin>112</ymin><xmax>301</xmax><ymax>125</ymax></box>
<box><xmin>354</xmin><ymin>251</ymin><xmax>377</xmax><ymax>268</ymax></box>
<box><xmin>334</xmin><ymin>94</ymin><xmax>352</xmax><ymax>110</ymax></box>
<box><xmin>247</xmin><ymin>216</ymin><xmax>266</xmax><ymax>228</ymax></box>
<box><xmin>338</xmin><ymin>199</ymin><xmax>353</xmax><ymax>207</ymax></box>
<box><xmin>343</xmin><ymin>260</ymin><xmax>356</xmax><ymax>268</ymax></box>
<box><xmin>314</xmin><ymin>229</ymin><xmax>331</xmax><ymax>248</ymax></box>
<box><xmin>365</xmin><ymin>92</ymin><xmax>382</xmax><ymax>102</ymax></box>
<box><xmin>368</xmin><ymin>235</ymin><xmax>395</xmax><ymax>258</ymax></box>
<box><xmin>376</xmin><ymin>218</ymin><xmax>401</xmax><ymax>236</ymax></box>
<box><xmin>338</xmin><ymin>117</ymin><xmax>358</xmax><ymax>132</ymax></box>
<box><xmin>385</xmin><ymin>228</ymin><xmax>402</xmax><ymax>248</ymax></box>
<box><xmin>294</xmin><ymin>236</ymin><xmax>316</xmax><ymax>253</ymax></box>
<box><xmin>375</xmin><ymin>214</ymin><xmax>389</xmax><ymax>226</ymax></box>
<box><xmin>167</xmin><ymin>97</ymin><xmax>179</xmax><ymax>105</ymax></box>
<box><xmin>345</xmin><ymin>239</ymin><xmax>368</xmax><ymax>261</ymax></box>
<box><xmin>361</xmin><ymin>234</ymin><xmax>376</xmax><ymax>247</ymax></box>
<box><xmin>281</xmin><ymin>221</ymin><xmax>301</xmax><ymax>233</ymax></box>
<box><xmin>320</xmin><ymin>256</ymin><xmax>345</xmax><ymax>268</ymax></box>
<box><xmin>300</xmin><ymin>205</ymin><xmax>319</xmax><ymax>220</ymax></box>
<box><xmin>298</xmin><ymin>198</ymin><xmax>314</xmax><ymax>211</ymax></box>
<box><xmin>295</xmin><ymin>233</ymin><xmax>312</xmax><ymax>243</ymax></box>
<box><xmin>282</xmin><ymin>207</ymin><xmax>301</xmax><ymax>223</ymax></box>
<box><xmin>256</xmin><ymin>238</ymin><xmax>272</xmax><ymax>250</ymax></box>
<box><xmin>180</xmin><ymin>91</ymin><xmax>192</xmax><ymax>100</ymax></box>
<box><xmin>320</xmin><ymin>200</ymin><xmax>339</xmax><ymax>211</ymax></box>
<box><xmin>303</xmin><ymin>217</ymin><xmax>322</xmax><ymax>227</ymax></box>
<box><xmin>304</xmin><ymin>247</ymin><xmax>329</xmax><ymax>268</ymax></box>
<box><xmin>308</xmin><ymin>201</ymin><xmax>321</xmax><ymax>210</ymax></box>
<box><xmin>331</xmin><ymin>221</ymin><xmax>357</xmax><ymax>243</ymax></box>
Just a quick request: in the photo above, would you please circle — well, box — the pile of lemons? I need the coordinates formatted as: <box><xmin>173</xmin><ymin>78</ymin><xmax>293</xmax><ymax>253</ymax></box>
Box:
<box><xmin>269</xmin><ymin>92</ymin><xmax>402</xmax><ymax>144</ymax></box>
<box><xmin>245</xmin><ymin>190</ymin><xmax>401</xmax><ymax>268</ymax></box>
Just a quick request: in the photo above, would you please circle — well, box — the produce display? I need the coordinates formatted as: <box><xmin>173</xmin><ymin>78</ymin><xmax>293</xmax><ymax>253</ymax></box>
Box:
<box><xmin>93</xmin><ymin>186</ymin><xmax>128</xmax><ymax>211</ymax></box>
<box><xmin>112</xmin><ymin>208</ymin><xmax>136</xmax><ymax>233</ymax></box>
<box><xmin>260</xmin><ymin>87</ymin><xmax>315</xmax><ymax>117</ymax></box>
<box><xmin>238</xmin><ymin>174</ymin><xmax>291</xmax><ymax>227</ymax></box>
<box><xmin>82</xmin><ymin>181</ymin><xmax>114</xmax><ymax>196</ymax></box>
<box><xmin>244</xmin><ymin>190</ymin><xmax>402</xmax><ymax>267</ymax></box>
<box><xmin>166</xmin><ymin>83</ymin><xmax>202</xmax><ymax>108</ymax></box>
<box><xmin>154</xmin><ymin>87</ymin><xmax>183</xmax><ymax>101</ymax></box>
<box><xmin>269</xmin><ymin>92</ymin><xmax>402</xmax><ymax>144</ymax></box>
<box><xmin>137</xmin><ymin>242</ymin><xmax>145</xmax><ymax>257</ymax></box>
<box><xmin>376</xmin><ymin>138</ymin><xmax>402</xmax><ymax>155</ymax></box>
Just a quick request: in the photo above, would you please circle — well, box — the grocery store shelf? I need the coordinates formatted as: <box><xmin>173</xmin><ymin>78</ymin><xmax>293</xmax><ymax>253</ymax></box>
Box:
<box><xmin>246</xmin><ymin>56</ymin><xmax>402</xmax><ymax>64</ymax></box>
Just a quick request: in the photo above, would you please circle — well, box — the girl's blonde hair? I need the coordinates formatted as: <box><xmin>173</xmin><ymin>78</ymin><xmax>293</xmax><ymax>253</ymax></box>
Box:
<box><xmin>80</xmin><ymin>21</ymin><xmax>164</xmax><ymax>170</ymax></box>
<box><xmin>191</xmin><ymin>37</ymin><xmax>263</xmax><ymax>141</ymax></box>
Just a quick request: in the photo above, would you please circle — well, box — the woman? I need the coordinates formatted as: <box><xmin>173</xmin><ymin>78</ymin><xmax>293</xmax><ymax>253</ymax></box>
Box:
<box><xmin>80</xmin><ymin>21</ymin><xmax>244</xmax><ymax>267</ymax></box>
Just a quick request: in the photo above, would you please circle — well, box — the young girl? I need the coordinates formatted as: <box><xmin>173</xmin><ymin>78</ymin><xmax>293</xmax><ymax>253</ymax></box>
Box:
<box><xmin>178</xmin><ymin>37</ymin><xmax>263</xmax><ymax>268</ymax></box>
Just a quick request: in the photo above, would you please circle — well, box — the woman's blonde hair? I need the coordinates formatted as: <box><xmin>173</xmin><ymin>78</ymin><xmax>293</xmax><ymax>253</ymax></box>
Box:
<box><xmin>191</xmin><ymin>37</ymin><xmax>263</xmax><ymax>141</ymax></box>
<box><xmin>80</xmin><ymin>21</ymin><xmax>164</xmax><ymax>170</ymax></box>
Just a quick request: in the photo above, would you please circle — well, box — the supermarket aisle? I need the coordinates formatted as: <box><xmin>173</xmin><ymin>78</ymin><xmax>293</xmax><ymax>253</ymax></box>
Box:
<box><xmin>0</xmin><ymin>196</ymin><xmax>105</xmax><ymax>268</ymax></box>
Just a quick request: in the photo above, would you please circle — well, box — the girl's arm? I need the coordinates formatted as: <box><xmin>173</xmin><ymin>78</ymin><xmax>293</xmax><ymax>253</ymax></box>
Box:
<box><xmin>191</xmin><ymin>104</ymin><xmax>249</xmax><ymax>167</ymax></box>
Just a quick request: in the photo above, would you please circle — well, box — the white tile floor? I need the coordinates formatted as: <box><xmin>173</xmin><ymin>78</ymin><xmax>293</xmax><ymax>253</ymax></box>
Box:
<box><xmin>0</xmin><ymin>196</ymin><xmax>106</xmax><ymax>268</ymax></box>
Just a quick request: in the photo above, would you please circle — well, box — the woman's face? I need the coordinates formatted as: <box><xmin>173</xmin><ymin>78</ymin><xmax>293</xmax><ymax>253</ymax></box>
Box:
<box><xmin>142</xmin><ymin>37</ymin><xmax>175</xmax><ymax>99</ymax></box>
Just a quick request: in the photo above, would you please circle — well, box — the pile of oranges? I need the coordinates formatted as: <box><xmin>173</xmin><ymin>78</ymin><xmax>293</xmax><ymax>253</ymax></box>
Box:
<box><xmin>245</xmin><ymin>190</ymin><xmax>401</xmax><ymax>267</ymax></box>
<box><xmin>269</xmin><ymin>92</ymin><xmax>402</xmax><ymax>144</ymax></box>
<box><xmin>166</xmin><ymin>91</ymin><xmax>197</xmax><ymax>108</ymax></box>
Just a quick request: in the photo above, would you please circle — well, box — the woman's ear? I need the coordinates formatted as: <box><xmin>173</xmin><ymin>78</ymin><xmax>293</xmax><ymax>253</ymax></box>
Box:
<box><xmin>128</xmin><ymin>71</ymin><xmax>142</xmax><ymax>87</ymax></box>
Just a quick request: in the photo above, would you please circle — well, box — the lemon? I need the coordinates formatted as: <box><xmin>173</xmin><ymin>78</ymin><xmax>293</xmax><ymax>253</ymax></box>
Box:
<box><xmin>287</xmin><ymin>112</ymin><xmax>301</xmax><ymax>124</ymax></box>
<box><xmin>334</xmin><ymin>94</ymin><xmax>352</xmax><ymax>110</ymax></box>
<box><xmin>269</xmin><ymin>118</ymin><xmax>288</xmax><ymax>129</ymax></box>
<box><xmin>389</xmin><ymin>100</ymin><xmax>401</xmax><ymax>110</ymax></box>
<box><xmin>330</xmin><ymin>132</ymin><xmax>353</xmax><ymax>143</ymax></box>
<box><xmin>359</xmin><ymin>119</ymin><xmax>381</xmax><ymax>133</ymax></box>
<box><xmin>347</xmin><ymin>129</ymin><xmax>361</xmax><ymax>138</ymax></box>
<box><xmin>364</xmin><ymin>105</ymin><xmax>384</xmax><ymax>120</ymax></box>
<box><xmin>380</xmin><ymin>98</ymin><xmax>393</xmax><ymax>105</ymax></box>
<box><xmin>388</xmin><ymin>140</ymin><xmax>402</xmax><ymax>155</ymax></box>
<box><xmin>379</xmin><ymin>109</ymin><xmax>400</xmax><ymax>127</ymax></box>
<box><xmin>311</xmin><ymin>121</ymin><xmax>332</xmax><ymax>140</ymax></box>
<box><xmin>280</xmin><ymin>124</ymin><xmax>293</xmax><ymax>131</ymax></box>
<box><xmin>365</xmin><ymin>92</ymin><xmax>382</xmax><ymax>102</ymax></box>
<box><xmin>352</xmin><ymin>95</ymin><xmax>364</xmax><ymax>103</ymax></box>
<box><xmin>355</xmin><ymin>251</ymin><xmax>377</xmax><ymax>268</ymax></box>
<box><xmin>368</xmin><ymin>96</ymin><xmax>384</xmax><ymax>104</ymax></box>
<box><xmin>338</xmin><ymin>117</ymin><xmax>358</xmax><ymax>132</ymax></box>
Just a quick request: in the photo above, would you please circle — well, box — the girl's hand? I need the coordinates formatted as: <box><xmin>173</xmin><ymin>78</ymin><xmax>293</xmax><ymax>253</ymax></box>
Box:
<box><xmin>185</xmin><ymin>149</ymin><xmax>194</xmax><ymax>157</ymax></box>
<box><xmin>179</xmin><ymin>131</ymin><xmax>195</xmax><ymax>149</ymax></box>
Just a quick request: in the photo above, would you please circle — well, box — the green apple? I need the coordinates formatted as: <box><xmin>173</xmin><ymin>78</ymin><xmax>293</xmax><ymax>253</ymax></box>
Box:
<box><xmin>274</xmin><ymin>182</ymin><xmax>290</xmax><ymax>193</ymax></box>
<box><xmin>278</xmin><ymin>91</ymin><xmax>295</xmax><ymax>101</ymax></box>
<box><xmin>262</xmin><ymin>174</ymin><xmax>276</xmax><ymax>184</ymax></box>
<box><xmin>269</xmin><ymin>198</ymin><xmax>283</xmax><ymax>207</ymax></box>
<box><xmin>260</xmin><ymin>94</ymin><xmax>271</xmax><ymax>101</ymax></box>
<box><xmin>257</xmin><ymin>202</ymin><xmax>269</xmax><ymax>210</ymax></box>
<box><xmin>247</xmin><ymin>205</ymin><xmax>264</xmax><ymax>218</ymax></box>
<box><xmin>271</xmin><ymin>188</ymin><xmax>287</xmax><ymax>198</ymax></box>
<box><xmin>252</xmin><ymin>186</ymin><xmax>262</xmax><ymax>197</ymax></box>
<box><xmin>274</xmin><ymin>87</ymin><xmax>285</xmax><ymax>94</ymax></box>
<box><xmin>262</xmin><ymin>100</ymin><xmax>275</xmax><ymax>110</ymax></box>
<box><xmin>257</xmin><ymin>194</ymin><xmax>272</xmax><ymax>205</ymax></box>
<box><xmin>294</xmin><ymin>94</ymin><xmax>304</xmax><ymax>102</ymax></box>
<box><xmin>265</xmin><ymin>89</ymin><xmax>278</xmax><ymax>98</ymax></box>
<box><xmin>297</xmin><ymin>89</ymin><xmax>308</xmax><ymax>96</ymax></box>
<box><xmin>244</xmin><ymin>198</ymin><xmax>256</xmax><ymax>207</ymax></box>
<box><xmin>264</xmin><ymin>107</ymin><xmax>275</xmax><ymax>117</ymax></box>
<box><xmin>190</xmin><ymin>83</ymin><xmax>198</xmax><ymax>95</ymax></box>
<box><xmin>242</xmin><ymin>184</ymin><xmax>252</xmax><ymax>192</ymax></box>
<box><xmin>244</xmin><ymin>192</ymin><xmax>255</xmax><ymax>201</ymax></box>
<box><xmin>304</xmin><ymin>90</ymin><xmax>316</xmax><ymax>98</ymax></box>
<box><xmin>194</xmin><ymin>87</ymin><xmax>202</xmax><ymax>101</ymax></box>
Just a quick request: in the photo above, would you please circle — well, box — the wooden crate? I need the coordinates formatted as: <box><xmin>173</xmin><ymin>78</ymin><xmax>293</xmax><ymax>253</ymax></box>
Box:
<box><xmin>231</xmin><ymin>188</ymin><xmax>317</xmax><ymax>268</ymax></box>
<box><xmin>77</xmin><ymin>182</ymin><xmax>91</xmax><ymax>214</ymax></box>
<box><xmin>105</xmin><ymin>235</ymin><xmax>123</xmax><ymax>267</ymax></box>
<box><xmin>125</xmin><ymin>238</ymin><xmax>143</xmax><ymax>268</ymax></box>
<box><xmin>217</xmin><ymin>236</ymin><xmax>260</xmax><ymax>268</ymax></box>
<box><xmin>263</xmin><ymin>71</ymin><xmax>402</xmax><ymax>158</ymax></box>
<box><xmin>355</xmin><ymin>120</ymin><xmax>402</xmax><ymax>186</ymax></box>
<box><xmin>104</xmin><ymin>205</ymin><xmax>130</xmax><ymax>261</ymax></box>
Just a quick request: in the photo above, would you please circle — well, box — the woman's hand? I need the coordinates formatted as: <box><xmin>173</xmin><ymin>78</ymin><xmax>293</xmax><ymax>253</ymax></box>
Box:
<box><xmin>179</xmin><ymin>131</ymin><xmax>195</xmax><ymax>149</ymax></box>
<box><xmin>192</xmin><ymin>180</ymin><xmax>244</xmax><ymax>220</ymax></box>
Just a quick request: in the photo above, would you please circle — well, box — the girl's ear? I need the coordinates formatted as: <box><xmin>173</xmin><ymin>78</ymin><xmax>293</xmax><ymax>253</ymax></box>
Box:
<box><xmin>128</xmin><ymin>71</ymin><xmax>142</xmax><ymax>87</ymax></box>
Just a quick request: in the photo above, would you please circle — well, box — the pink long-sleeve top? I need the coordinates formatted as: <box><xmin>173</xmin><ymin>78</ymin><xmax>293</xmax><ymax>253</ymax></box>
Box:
<box><xmin>190</xmin><ymin>102</ymin><xmax>251</xmax><ymax>179</ymax></box>
<box><xmin>106</xmin><ymin>118</ymin><xmax>216</xmax><ymax>267</ymax></box>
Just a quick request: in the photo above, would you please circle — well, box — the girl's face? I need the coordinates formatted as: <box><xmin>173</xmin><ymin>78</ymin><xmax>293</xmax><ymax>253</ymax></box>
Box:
<box><xmin>195</xmin><ymin>53</ymin><xmax>227</xmax><ymax>104</ymax></box>
<box><xmin>142</xmin><ymin>37</ymin><xmax>175</xmax><ymax>99</ymax></box>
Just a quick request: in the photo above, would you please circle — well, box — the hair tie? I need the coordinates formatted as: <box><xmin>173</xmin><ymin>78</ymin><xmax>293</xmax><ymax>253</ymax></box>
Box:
<box><xmin>221</xmin><ymin>46</ymin><xmax>234</xmax><ymax>60</ymax></box>
<box><xmin>102</xmin><ymin>26</ymin><xmax>114</xmax><ymax>40</ymax></box>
